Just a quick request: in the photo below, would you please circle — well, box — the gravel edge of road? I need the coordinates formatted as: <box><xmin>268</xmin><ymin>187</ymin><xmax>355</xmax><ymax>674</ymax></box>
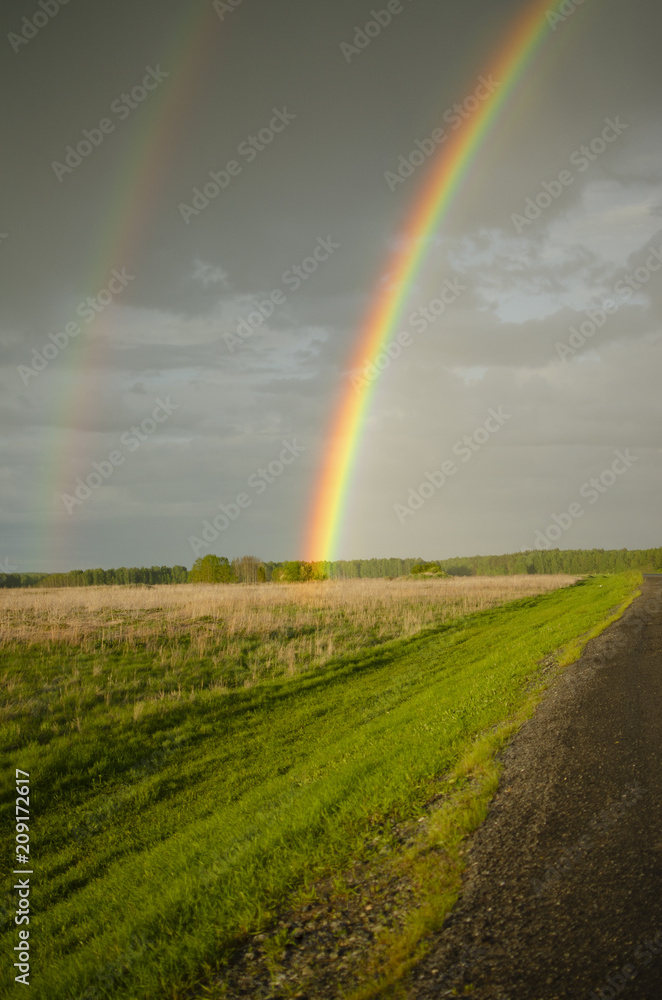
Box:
<box><xmin>401</xmin><ymin>575</ymin><xmax>662</xmax><ymax>1000</ymax></box>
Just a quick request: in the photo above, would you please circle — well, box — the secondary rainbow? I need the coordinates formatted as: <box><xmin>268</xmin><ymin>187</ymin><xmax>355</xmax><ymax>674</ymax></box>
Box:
<box><xmin>304</xmin><ymin>0</ymin><xmax>591</xmax><ymax>563</ymax></box>
<box><xmin>40</xmin><ymin>5</ymin><xmax>223</xmax><ymax>568</ymax></box>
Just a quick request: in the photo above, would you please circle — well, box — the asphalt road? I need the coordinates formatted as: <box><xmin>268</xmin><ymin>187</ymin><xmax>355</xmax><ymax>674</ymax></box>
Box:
<box><xmin>406</xmin><ymin>576</ymin><xmax>662</xmax><ymax>1000</ymax></box>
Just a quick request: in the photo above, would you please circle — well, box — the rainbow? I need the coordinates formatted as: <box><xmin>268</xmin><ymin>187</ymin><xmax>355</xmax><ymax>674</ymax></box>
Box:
<box><xmin>304</xmin><ymin>0</ymin><xmax>592</xmax><ymax>563</ymax></box>
<box><xmin>40</xmin><ymin>4</ymin><xmax>225</xmax><ymax>568</ymax></box>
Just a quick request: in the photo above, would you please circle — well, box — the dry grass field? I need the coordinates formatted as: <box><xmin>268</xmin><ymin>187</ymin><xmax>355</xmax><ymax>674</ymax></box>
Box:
<box><xmin>0</xmin><ymin>575</ymin><xmax>576</xmax><ymax>684</ymax></box>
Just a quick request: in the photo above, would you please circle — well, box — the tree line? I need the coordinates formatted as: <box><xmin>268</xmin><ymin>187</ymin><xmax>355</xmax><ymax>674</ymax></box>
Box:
<box><xmin>433</xmin><ymin>547</ymin><xmax>662</xmax><ymax>577</ymax></box>
<box><xmin>0</xmin><ymin>565</ymin><xmax>189</xmax><ymax>589</ymax></box>
<box><xmin>190</xmin><ymin>549</ymin><xmax>662</xmax><ymax>581</ymax></box>
<box><xmin>0</xmin><ymin>547</ymin><xmax>659</xmax><ymax>589</ymax></box>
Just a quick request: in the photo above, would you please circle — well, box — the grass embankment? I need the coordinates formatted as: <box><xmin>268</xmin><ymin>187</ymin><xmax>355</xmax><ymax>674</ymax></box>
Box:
<box><xmin>0</xmin><ymin>572</ymin><xmax>639</xmax><ymax>999</ymax></box>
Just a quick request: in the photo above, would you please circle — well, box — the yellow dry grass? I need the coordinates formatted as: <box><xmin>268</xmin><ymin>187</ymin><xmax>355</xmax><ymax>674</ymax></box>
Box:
<box><xmin>0</xmin><ymin>577</ymin><xmax>576</xmax><ymax>678</ymax></box>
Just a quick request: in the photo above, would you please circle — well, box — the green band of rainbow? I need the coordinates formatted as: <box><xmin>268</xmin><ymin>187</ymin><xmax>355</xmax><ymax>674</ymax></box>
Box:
<box><xmin>304</xmin><ymin>0</ymin><xmax>591</xmax><ymax>562</ymax></box>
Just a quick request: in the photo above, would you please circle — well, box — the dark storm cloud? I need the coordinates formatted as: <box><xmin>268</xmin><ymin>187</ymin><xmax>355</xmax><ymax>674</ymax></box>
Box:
<box><xmin>0</xmin><ymin>0</ymin><xmax>660</xmax><ymax>568</ymax></box>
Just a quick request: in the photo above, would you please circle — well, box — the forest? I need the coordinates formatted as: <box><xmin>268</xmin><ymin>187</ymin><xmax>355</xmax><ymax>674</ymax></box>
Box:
<box><xmin>0</xmin><ymin>547</ymin><xmax>659</xmax><ymax>588</ymax></box>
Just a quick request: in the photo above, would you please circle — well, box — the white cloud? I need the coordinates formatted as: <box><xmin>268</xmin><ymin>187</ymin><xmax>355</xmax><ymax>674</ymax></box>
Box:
<box><xmin>191</xmin><ymin>259</ymin><xmax>231</xmax><ymax>289</ymax></box>
<box><xmin>443</xmin><ymin>177</ymin><xmax>662</xmax><ymax>325</ymax></box>
<box><xmin>546</xmin><ymin>179</ymin><xmax>662</xmax><ymax>269</ymax></box>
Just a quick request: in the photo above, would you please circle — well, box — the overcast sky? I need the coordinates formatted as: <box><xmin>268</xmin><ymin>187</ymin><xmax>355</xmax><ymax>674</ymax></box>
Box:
<box><xmin>1</xmin><ymin>0</ymin><xmax>660</xmax><ymax>572</ymax></box>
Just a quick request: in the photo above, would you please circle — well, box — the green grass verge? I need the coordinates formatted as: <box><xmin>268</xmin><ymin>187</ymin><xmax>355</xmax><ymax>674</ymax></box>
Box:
<box><xmin>342</xmin><ymin>573</ymin><xmax>642</xmax><ymax>999</ymax></box>
<box><xmin>0</xmin><ymin>572</ymin><xmax>640</xmax><ymax>999</ymax></box>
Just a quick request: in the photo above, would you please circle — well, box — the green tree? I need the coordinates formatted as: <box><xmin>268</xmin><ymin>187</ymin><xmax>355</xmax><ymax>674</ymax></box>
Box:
<box><xmin>310</xmin><ymin>561</ymin><xmax>328</xmax><ymax>581</ymax></box>
<box><xmin>280</xmin><ymin>561</ymin><xmax>303</xmax><ymax>582</ymax></box>
<box><xmin>188</xmin><ymin>555</ymin><xmax>236</xmax><ymax>583</ymax></box>
<box><xmin>411</xmin><ymin>562</ymin><xmax>447</xmax><ymax>577</ymax></box>
<box><xmin>277</xmin><ymin>561</ymin><xmax>327</xmax><ymax>582</ymax></box>
<box><xmin>232</xmin><ymin>556</ymin><xmax>264</xmax><ymax>584</ymax></box>
<box><xmin>172</xmin><ymin>565</ymin><xmax>189</xmax><ymax>584</ymax></box>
